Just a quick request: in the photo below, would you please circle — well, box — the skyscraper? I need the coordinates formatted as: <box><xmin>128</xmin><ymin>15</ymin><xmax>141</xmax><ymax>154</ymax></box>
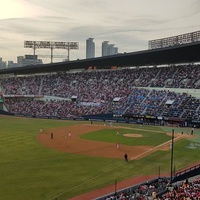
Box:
<box><xmin>86</xmin><ymin>38</ymin><xmax>95</xmax><ymax>59</ymax></box>
<box><xmin>102</xmin><ymin>41</ymin><xmax>109</xmax><ymax>57</ymax></box>
<box><xmin>102</xmin><ymin>41</ymin><xmax>118</xmax><ymax>56</ymax></box>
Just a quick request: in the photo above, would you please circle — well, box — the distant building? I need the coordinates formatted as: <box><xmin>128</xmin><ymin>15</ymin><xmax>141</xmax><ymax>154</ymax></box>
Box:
<box><xmin>0</xmin><ymin>58</ymin><xmax>6</xmax><ymax>69</ymax></box>
<box><xmin>7</xmin><ymin>61</ymin><xmax>18</xmax><ymax>68</ymax></box>
<box><xmin>102</xmin><ymin>41</ymin><xmax>109</xmax><ymax>57</ymax></box>
<box><xmin>113</xmin><ymin>47</ymin><xmax>118</xmax><ymax>54</ymax></box>
<box><xmin>86</xmin><ymin>38</ymin><xmax>95</xmax><ymax>59</ymax></box>
<box><xmin>102</xmin><ymin>41</ymin><xmax>118</xmax><ymax>56</ymax></box>
<box><xmin>17</xmin><ymin>55</ymin><xmax>43</xmax><ymax>67</ymax></box>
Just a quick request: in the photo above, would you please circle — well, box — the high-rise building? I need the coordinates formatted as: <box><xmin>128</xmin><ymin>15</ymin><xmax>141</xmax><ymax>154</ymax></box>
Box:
<box><xmin>102</xmin><ymin>41</ymin><xmax>118</xmax><ymax>56</ymax></box>
<box><xmin>86</xmin><ymin>38</ymin><xmax>95</xmax><ymax>59</ymax></box>
<box><xmin>113</xmin><ymin>47</ymin><xmax>118</xmax><ymax>55</ymax></box>
<box><xmin>102</xmin><ymin>41</ymin><xmax>109</xmax><ymax>57</ymax></box>
<box><xmin>0</xmin><ymin>58</ymin><xmax>6</xmax><ymax>69</ymax></box>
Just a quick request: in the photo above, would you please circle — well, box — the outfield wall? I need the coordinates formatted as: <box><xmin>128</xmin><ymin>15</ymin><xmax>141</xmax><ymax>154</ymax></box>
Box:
<box><xmin>1</xmin><ymin>110</ymin><xmax>199</xmax><ymax>128</ymax></box>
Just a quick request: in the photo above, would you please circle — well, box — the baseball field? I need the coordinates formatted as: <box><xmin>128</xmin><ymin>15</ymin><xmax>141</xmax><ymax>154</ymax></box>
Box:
<box><xmin>1</xmin><ymin>115</ymin><xmax>200</xmax><ymax>200</ymax></box>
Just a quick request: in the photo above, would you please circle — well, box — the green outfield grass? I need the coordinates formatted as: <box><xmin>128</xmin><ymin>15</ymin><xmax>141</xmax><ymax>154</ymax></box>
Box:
<box><xmin>0</xmin><ymin>115</ymin><xmax>200</xmax><ymax>200</ymax></box>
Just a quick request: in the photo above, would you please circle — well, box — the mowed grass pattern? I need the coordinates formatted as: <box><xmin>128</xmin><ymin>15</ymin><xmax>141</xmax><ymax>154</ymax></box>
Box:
<box><xmin>1</xmin><ymin>115</ymin><xmax>200</xmax><ymax>200</ymax></box>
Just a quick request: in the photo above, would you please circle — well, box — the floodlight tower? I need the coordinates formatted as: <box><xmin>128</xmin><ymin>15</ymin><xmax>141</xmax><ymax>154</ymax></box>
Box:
<box><xmin>24</xmin><ymin>40</ymin><xmax>79</xmax><ymax>63</ymax></box>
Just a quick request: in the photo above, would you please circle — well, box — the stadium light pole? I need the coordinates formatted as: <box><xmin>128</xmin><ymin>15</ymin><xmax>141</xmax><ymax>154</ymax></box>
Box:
<box><xmin>170</xmin><ymin>129</ymin><xmax>174</xmax><ymax>184</ymax></box>
<box><xmin>24</xmin><ymin>40</ymin><xmax>79</xmax><ymax>63</ymax></box>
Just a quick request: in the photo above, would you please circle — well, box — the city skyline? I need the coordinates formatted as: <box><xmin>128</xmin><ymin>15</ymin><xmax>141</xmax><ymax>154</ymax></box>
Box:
<box><xmin>0</xmin><ymin>0</ymin><xmax>200</xmax><ymax>63</ymax></box>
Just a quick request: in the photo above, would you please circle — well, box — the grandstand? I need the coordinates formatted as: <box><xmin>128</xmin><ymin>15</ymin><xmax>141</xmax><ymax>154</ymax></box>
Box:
<box><xmin>0</xmin><ymin>30</ymin><xmax>200</xmax><ymax>199</ymax></box>
<box><xmin>1</xmin><ymin>65</ymin><xmax>200</xmax><ymax>128</ymax></box>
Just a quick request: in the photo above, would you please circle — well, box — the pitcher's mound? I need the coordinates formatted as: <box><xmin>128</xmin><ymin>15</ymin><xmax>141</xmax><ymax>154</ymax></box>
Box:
<box><xmin>124</xmin><ymin>134</ymin><xmax>143</xmax><ymax>138</ymax></box>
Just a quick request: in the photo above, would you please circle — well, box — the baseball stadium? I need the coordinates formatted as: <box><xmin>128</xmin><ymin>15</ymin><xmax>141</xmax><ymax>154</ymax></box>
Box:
<box><xmin>1</xmin><ymin>30</ymin><xmax>200</xmax><ymax>200</ymax></box>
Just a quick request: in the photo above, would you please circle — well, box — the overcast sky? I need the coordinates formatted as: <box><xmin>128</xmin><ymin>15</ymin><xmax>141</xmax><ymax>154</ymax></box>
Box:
<box><xmin>0</xmin><ymin>0</ymin><xmax>200</xmax><ymax>63</ymax></box>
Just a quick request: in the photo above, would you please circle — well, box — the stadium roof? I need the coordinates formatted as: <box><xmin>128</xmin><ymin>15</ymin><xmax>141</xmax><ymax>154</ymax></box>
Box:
<box><xmin>1</xmin><ymin>41</ymin><xmax>200</xmax><ymax>75</ymax></box>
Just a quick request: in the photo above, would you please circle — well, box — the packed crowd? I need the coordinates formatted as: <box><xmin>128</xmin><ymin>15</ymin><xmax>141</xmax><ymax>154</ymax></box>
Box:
<box><xmin>2</xmin><ymin>64</ymin><xmax>200</xmax><ymax>96</ymax></box>
<box><xmin>101</xmin><ymin>176</ymin><xmax>200</xmax><ymax>200</ymax></box>
<box><xmin>4</xmin><ymin>89</ymin><xmax>200</xmax><ymax>119</ymax></box>
<box><xmin>102</xmin><ymin>177</ymin><xmax>169</xmax><ymax>200</ymax></box>
<box><xmin>1</xmin><ymin>64</ymin><xmax>200</xmax><ymax>119</ymax></box>
<box><xmin>158</xmin><ymin>177</ymin><xmax>200</xmax><ymax>200</ymax></box>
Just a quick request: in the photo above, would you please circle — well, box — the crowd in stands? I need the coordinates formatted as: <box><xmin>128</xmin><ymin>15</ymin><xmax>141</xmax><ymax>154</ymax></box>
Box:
<box><xmin>100</xmin><ymin>176</ymin><xmax>200</xmax><ymax>200</ymax></box>
<box><xmin>158</xmin><ymin>176</ymin><xmax>200</xmax><ymax>200</ymax></box>
<box><xmin>1</xmin><ymin>64</ymin><xmax>200</xmax><ymax>119</ymax></box>
<box><xmin>103</xmin><ymin>177</ymin><xmax>169</xmax><ymax>200</ymax></box>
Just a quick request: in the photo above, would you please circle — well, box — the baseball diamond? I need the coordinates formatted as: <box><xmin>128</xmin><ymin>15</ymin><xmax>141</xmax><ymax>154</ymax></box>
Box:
<box><xmin>38</xmin><ymin>124</ymin><xmax>195</xmax><ymax>160</ymax></box>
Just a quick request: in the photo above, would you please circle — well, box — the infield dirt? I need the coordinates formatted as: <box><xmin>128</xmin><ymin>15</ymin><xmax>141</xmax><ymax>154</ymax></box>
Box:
<box><xmin>37</xmin><ymin>124</ymin><xmax>195</xmax><ymax>160</ymax></box>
